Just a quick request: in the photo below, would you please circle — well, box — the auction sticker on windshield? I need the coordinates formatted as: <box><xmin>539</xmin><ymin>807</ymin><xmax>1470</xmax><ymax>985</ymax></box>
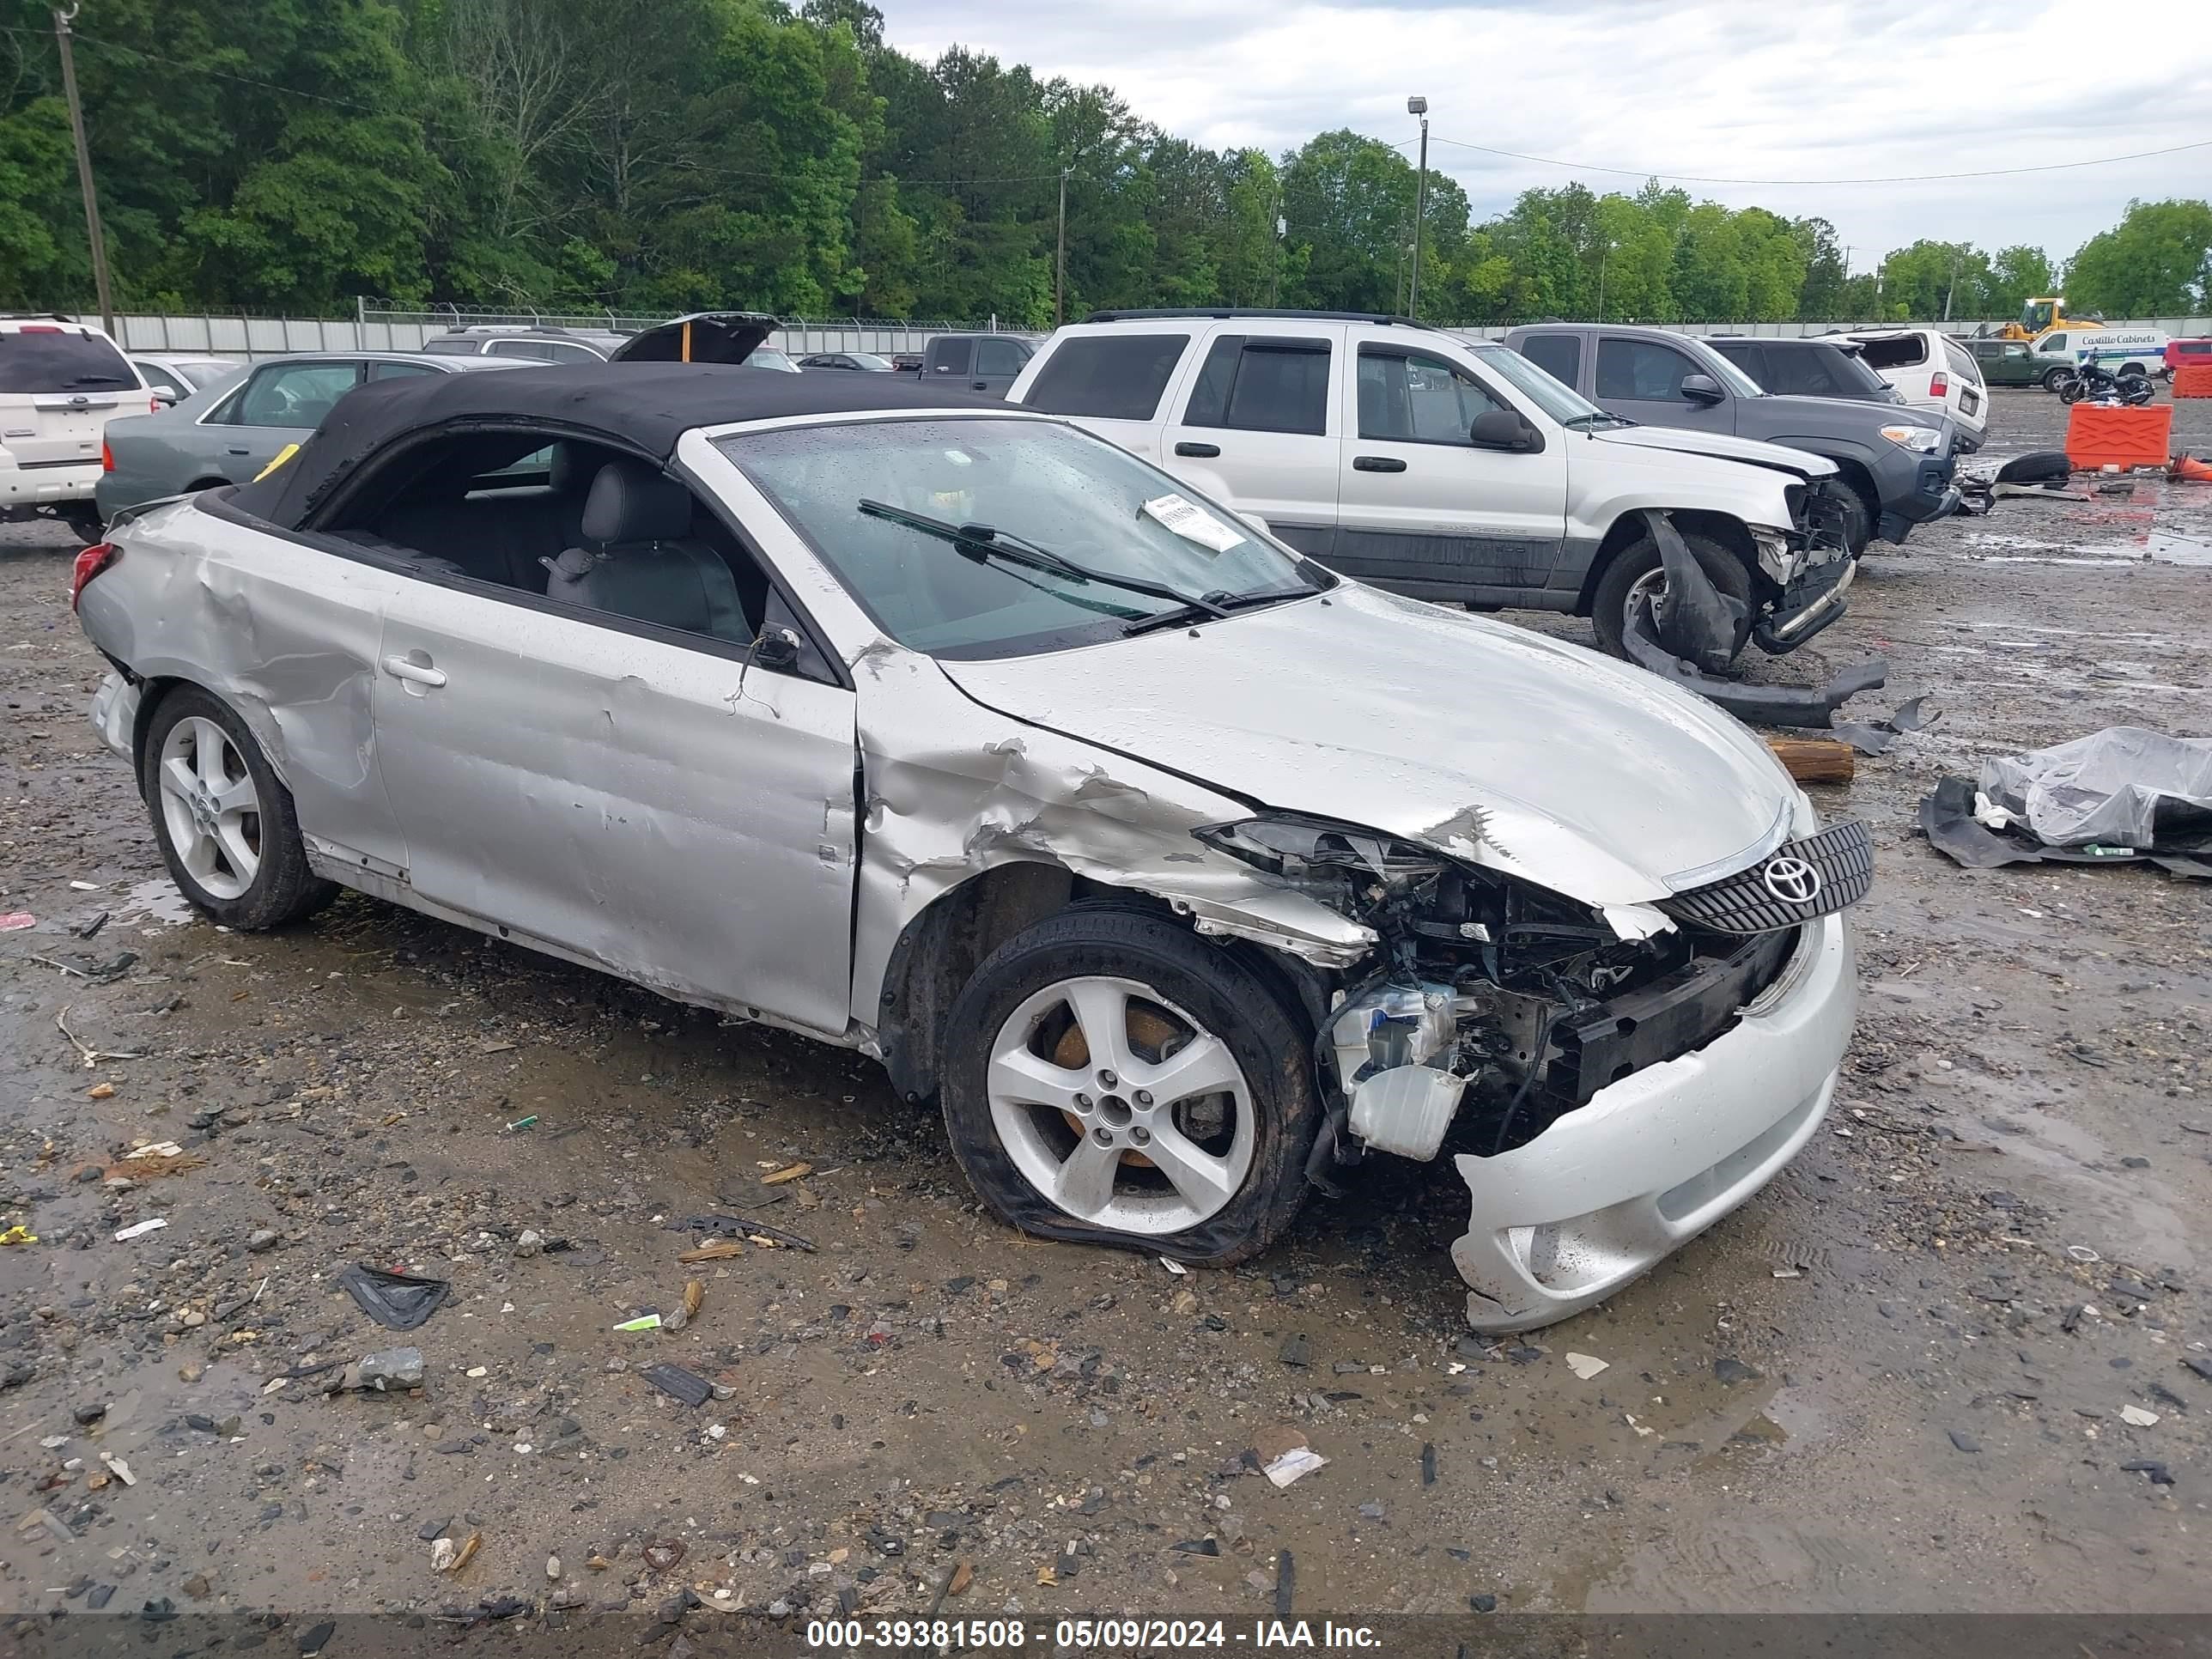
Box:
<box><xmin>1141</xmin><ymin>492</ymin><xmax>1244</xmax><ymax>552</ymax></box>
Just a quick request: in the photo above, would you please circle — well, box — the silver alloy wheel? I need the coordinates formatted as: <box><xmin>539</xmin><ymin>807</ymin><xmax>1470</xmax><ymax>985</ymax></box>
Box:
<box><xmin>156</xmin><ymin>714</ymin><xmax>263</xmax><ymax>902</ymax></box>
<box><xmin>1624</xmin><ymin>566</ymin><xmax>1668</xmax><ymax>619</ymax></box>
<box><xmin>986</xmin><ymin>975</ymin><xmax>1255</xmax><ymax>1235</ymax></box>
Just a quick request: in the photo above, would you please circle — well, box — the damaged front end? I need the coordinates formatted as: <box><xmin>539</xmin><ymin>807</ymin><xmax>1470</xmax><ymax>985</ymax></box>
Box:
<box><xmin>1200</xmin><ymin>810</ymin><xmax>1869</xmax><ymax>1328</ymax></box>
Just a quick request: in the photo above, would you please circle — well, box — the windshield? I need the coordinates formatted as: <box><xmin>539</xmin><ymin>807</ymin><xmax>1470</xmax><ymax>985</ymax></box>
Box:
<box><xmin>747</xmin><ymin>348</ymin><xmax>799</xmax><ymax>373</ymax></box>
<box><xmin>848</xmin><ymin>352</ymin><xmax>893</xmax><ymax>371</ymax></box>
<box><xmin>726</xmin><ymin>417</ymin><xmax>1325</xmax><ymax>659</ymax></box>
<box><xmin>1467</xmin><ymin>341</ymin><xmax>1606</xmax><ymax>424</ymax></box>
<box><xmin>2022</xmin><ymin>300</ymin><xmax>2054</xmax><ymax>331</ymax></box>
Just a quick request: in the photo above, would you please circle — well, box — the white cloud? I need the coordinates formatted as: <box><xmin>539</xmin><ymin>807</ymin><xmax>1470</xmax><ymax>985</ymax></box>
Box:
<box><xmin>882</xmin><ymin>0</ymin><xmax>2212</xmax><ymax>264</ymax></box>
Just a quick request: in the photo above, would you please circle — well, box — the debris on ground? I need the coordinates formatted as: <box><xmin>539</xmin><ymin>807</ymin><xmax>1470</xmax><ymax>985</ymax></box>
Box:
<box><xmin>2120</xmin><ymin>1405</ymin><xmax>2161</xmax><ymax>1427</ymax></box>
<box><xmin>1254</xmin><ymin>1425</ymin><xmax>1328</xmax><ymax>1488</ymax></box>
<box><xmin>0</xmin><ymin>1224</ymin><xmax>35</xmax><ymax>1245</ymax></box>
<box><xmin>760</xmin><ymin>1161</ymin><xmax>812</xmax><ymax>1185</ymax></box>
<box><xmin>112</xmin><ymin>1218</ymin><xmax>167</xmax><ymax>1242</ymax></box>
<box><xmin>336</xmin><ymin>1264</ymin><xmax>452</xmax><ymax>1331</ymax></box>
<box><xmin>1922</xmin><ymin>727</ymin><xmax>2212</xmax><ymax>876</ymax></box>
<box><xmin>333</xmin><ymin>1346</ymin><xmax>426</xmax><ymax>1394</ymax></box>
<box><xmin>1832</xmin><ymin>694</ymin><xmax>1937</xmax><ymax>757</ymax></box>
<box><xmin>641</xmin><ymin>1363</ymin><xmax>714</xmax><ymax>1407</ymax></box>
<box><xmin>613</xmin><ymin>1313</ymin><xmax>662</xmax><ymax>1332</ymax></box>
<box><xmin>678</xmin><ymin>1239</ymin><xmax>744</xmax><ymax>1262</ymax></box>
<box><xmin>1564</xmin><ymin>1352</ymin><xmax>1609</xmax><ymax>1380</ymax></box>
<box><xmin>0</xmin><ymin>911</ymin><xmax>33</xmax><ymax>931</ymax></box>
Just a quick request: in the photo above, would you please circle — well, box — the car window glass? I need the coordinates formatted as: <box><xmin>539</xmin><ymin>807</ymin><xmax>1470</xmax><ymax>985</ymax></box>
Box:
<box><xmin>1942</xmin><ymin>337</ymin><xmax>1980</xmax><ymax>380</ymax></box>
<box><xmin>369</xmin><ymin>362</ymin><xmax>439</xmax><ymax>381</ymax></box>
<box><xmin>2044</xmin><ymin>333</ymin><xmax>2067</xmax><ymax>353</ymax></box>
<box><xmin>420</xmin><ymin>337</ymin><xmax>480</xmax><ymax>356</ymax></box>
<box><xmin>975</xmin><ymin>338</ymin><xmax>1025</xmax><ymax>377</ymax></box>
<box><xmin>1596</xmin><ymin>337</ymin><xmax>1701</xmax><ymax>402</ymax></box>
<box><xmin>1854</xmin><ymin>334</ymin><xmax>1929</xmax><ymax>371</ymax></box>
<box><xmin>0</xmin><ymin>326</ymin><xmax>136</xmax><ymax>393</ymax></box>
<box><xmin>926</xmin><ymin>338</ymin><xmax>970</xmax><ymax>374</ymax></box>
<box><xmin>1024</xmin><ymin>334</ymin><xmax>1189</xmax><ymax>420</ymax></box>
<box><xmin>728</xmin><ymin>416</ymin><xmax>1322</xmax><ymax>659</ymax></box>
<box><xmin>234</xmin><ymin>362</ymin><xmax>359</xmax><ymax>428</ymax></box>
<box><xmin>486</xmin><ymin>338</ymin><xmax>550</xmax><ymax>360</ymax></box>
<box><xmin>540</xmin><ymin>341</ymin><xmax>599</xmax><ymax>362</ymax></box>
<box><xmin>1710</xmin><ymin>342</ymin><xmax>1765</xmax><ymax>384</ymax></box>
<box><xmin>1357</xmin><ymin>349</ymin><xmax>1503</xmax><ymax>443</ymax></box>
<box><xmin>1182</xmin><ymin>337</ymin><xmax>1329</xmax><ymax>434</ymax></box>
<box><xmin>1517</xmin><ymin>333</ymin><xmax>1580</xmax><ymax>386</ymax></box>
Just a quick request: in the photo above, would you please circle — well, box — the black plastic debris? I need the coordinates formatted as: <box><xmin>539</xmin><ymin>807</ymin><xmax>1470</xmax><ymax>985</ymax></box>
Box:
<box><xmin>1623</xmin><ymin>594</ymin><xmax>1889</xmax><ymax>729</ymax></box>
<box><xmin>1172</xmin><ymin>1538</ymin><xmax>1221</xmax><ymax>1556</ymax></box>
<box><xmin>1273</xmin><ymin>1547</ymin><xmax>1295</xmax><ymax>1619</ymax></box>
<box><xmin>641</xmin><ymin>1363</ymin><xmax>714</xmax><ymax>1408</ymax></box>
<box><xmin>1644</xmin><ymin>509</ymin><xmax>1748</xmax><ymax>674</ymax></box>
<box><xmin>336</xmin><ymin>1264</ymin><xmax>451</xmax><ymax>1331</ymax></box>
<box><xmin>2121</xmin><ymin>1459</ymin><xmax>2175</xmax><ymax>1486</ymax></box>
<box><xmin>1832</xmin><ymin>693</ymin><xmax>1938</xmax><ymax>757</ymax></box>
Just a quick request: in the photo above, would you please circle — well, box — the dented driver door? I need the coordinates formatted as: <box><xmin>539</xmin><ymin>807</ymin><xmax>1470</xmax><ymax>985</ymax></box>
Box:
<box><xmin>369</xmin><ymin>578</ymin><xmax>860</xmax><ymax>1037</ymax></box>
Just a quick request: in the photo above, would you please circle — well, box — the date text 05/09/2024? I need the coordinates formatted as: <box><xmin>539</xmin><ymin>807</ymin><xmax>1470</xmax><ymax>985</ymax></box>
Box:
<box><xmin>802</xmin><ymin>1619</ymin><xmax>1383</xmax><ymax>1650</ymax></box>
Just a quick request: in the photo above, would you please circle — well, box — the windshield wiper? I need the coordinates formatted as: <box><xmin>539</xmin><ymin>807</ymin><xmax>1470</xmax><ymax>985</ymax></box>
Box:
<box><xmin>1563</xmin><ymin>410</ymin><xmax>1632</xmax><ymax>428</ymax></box>
<box><xmin>1121</xmin><ymin>587</ymin><xmax>1308</xmax><ymax>636</ymax></box>
<box><xmin>63</xmin><ymin>374</ymin><xmax>130</xmax><ymax>388</ymax></box>
<box><xmin>857</xmin><ymin>498</ymin><xmax>1228</xmax><ymax>618</ymax></box>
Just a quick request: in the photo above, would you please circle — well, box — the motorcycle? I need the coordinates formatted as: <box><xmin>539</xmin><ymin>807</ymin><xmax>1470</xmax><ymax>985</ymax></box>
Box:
<box><xmin>2055</xmin><ymin>359</ymin><xmax>2155</xmax><ymax>406</ymax></box>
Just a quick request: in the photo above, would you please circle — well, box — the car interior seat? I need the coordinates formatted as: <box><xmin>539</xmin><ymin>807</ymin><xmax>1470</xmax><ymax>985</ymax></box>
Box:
<box><xmin>543</xmin><ymin>460</ymin><xmax>752</xmax><ymax>641</ymax></box>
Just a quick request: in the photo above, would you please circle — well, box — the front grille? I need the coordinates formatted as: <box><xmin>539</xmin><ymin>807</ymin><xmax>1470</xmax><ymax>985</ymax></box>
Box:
<box><xmin>1657</xmin><ymin>821</ymin><xmax>1872</xmax><ymax>935</ymax></box>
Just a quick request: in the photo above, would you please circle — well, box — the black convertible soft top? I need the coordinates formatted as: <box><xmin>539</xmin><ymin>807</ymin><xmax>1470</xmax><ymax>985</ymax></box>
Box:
<box><xmin>227</xmin><ymin>362</ymin><xmax>1007</xmax><ymax>531</ymax></box>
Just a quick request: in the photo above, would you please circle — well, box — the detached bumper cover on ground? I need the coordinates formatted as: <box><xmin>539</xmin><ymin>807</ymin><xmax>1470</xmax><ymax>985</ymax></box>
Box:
<box><xmin>1449</xmin><ymin>913</ymin><xmax>1855</xmax><ymax>1332</ymax></box>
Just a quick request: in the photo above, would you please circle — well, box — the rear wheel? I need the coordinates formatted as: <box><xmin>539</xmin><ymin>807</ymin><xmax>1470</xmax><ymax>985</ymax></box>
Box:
<box><xmin>940</xmin><ymin>908</ymin><xmax>1318</xmax><ymax>1265</ymax></box>
<box><xmin>56</xmin><ymin>506</ymin><xmax>100</xmax><ymax>545</ymax></box>
<box><xmin>140</xmin><ymin>686</ymin><xmax>337</xmax><ymax>930</ymax></box>
<box><xmin>2042</xmin><ymin>366</ymin><xmax>2073</xmax><ymax>392</ymax></box>
<box><xmin>1589</xmin><ymin>528</ymin><xmax>1753</xmax><ymax>661</ymax></box>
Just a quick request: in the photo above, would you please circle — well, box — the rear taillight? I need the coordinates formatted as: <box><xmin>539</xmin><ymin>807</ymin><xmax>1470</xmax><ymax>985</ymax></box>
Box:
<box><xmin>1929</xmin><ymin>372</ymin><xmax>1950</xmax><ymax>398</ymax></box>
<box><xmin>149</xmin><ymin>397</ymin><xmax>160</xmax><ymax>414</ymax></box>
<box><xmin>100</xmin><ymin>441</ymin><xmax>113</xmax><ymax>472</ymax></box>
<box><xmin>70</xmin><ymin>541</ymin><xmax>118</xmax><ymax>611</ymax></box>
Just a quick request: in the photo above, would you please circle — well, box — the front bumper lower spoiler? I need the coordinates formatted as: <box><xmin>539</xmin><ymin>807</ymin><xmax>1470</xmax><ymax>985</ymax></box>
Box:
<box><xmin>1449</xmin><ymin>913</ymin><xmax>1855</xmax><ymax>1333</ymax></box>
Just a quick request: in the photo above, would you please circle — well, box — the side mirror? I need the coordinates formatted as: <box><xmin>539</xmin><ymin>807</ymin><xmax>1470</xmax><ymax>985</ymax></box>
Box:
<box><xmin>1679</xmin><ymin>373</ymin><xmax>1725</xmax><ymax>405</ymax></box>
<box><xmin>150</xmin><ymin>385</ymin><xmax>181</xmax><ymax>404</ymax></box>
<box><xmin>1468</xmin><ymin>409</ymin><xmax>1544</xmax><ymax>453</ymax></box>
<box><xmin>753</xmin><ymin>625</ymin><xmax>801</xmax><ymax>672</ymax></box>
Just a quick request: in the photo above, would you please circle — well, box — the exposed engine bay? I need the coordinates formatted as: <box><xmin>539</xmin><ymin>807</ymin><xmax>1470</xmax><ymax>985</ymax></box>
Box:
<box><xmin>1196</xmin><ymin>813</ymin><xmax>1866</xmax><ymax>1170</ymax></box>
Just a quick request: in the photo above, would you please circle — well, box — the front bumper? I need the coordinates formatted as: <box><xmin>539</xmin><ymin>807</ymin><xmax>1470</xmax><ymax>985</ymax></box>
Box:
<box><xmin>1877</xmin><ymin>449</ymin><xmax>1961</xmax><ymax>539</ymax></box>
<box><xmin>1449</xmin><ymin>912</ymin><xmax>1855</xmax><ymax>1332</ymax></box>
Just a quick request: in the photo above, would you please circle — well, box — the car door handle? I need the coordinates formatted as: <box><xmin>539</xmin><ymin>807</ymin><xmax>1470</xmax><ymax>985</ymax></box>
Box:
<box><xmin>1352</xmin><ymin>455</ymin><xmax>1407</xmax><ymax>472</ymax></box>
<box><xmin>380</xmin><ymin>654</ymin><xmax>447</xmax><ymax>689</ymax></box>
<box><xmin>971</xmin><ymin>380</ymin><xmax>989</xmax><ymax>390</ymax></box>
<box><xmin>225</xmin><ymin>446</ymin><xmax>252</xmax><ymax>455</ymax></box>
<box><xmin>1174</xmin><ymin>441</ymin><xmax>1220</xmax><ymax>458</ymax></box>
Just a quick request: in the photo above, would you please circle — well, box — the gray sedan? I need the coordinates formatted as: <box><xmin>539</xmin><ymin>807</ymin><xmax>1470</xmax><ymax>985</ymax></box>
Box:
<box><xmin>96</xmin><ymin>353</ymin><xmax>520</xmax><ymax>521</ymax></box>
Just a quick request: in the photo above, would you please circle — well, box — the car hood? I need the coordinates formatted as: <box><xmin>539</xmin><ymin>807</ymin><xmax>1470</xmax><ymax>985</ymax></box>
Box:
<box><xmin>1590</xmin><ymin>422</ymin><xmax>1839</xmax><ymax>480</ymax></box>
<box><xmin>608</xmin><ymin>312</ymin><xmax>779</xmax><ymax>365</ymax></box>
<box><xmin>937</xmin><ymin>583</ymin><xmax>1796</xmax><ymax>911</ymax></box>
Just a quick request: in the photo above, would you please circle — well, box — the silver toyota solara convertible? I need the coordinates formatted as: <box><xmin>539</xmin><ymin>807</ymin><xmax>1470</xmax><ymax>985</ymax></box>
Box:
<box><xmin>71</xmin><ymin>364</ymin><xmax>1865</xmax><ymax>1330</ymax></box>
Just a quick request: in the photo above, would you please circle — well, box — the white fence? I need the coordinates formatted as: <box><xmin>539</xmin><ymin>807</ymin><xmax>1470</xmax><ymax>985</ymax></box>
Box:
<box><xmin>55</xmin><ymin>307</ymin><xmax>2212</xmax><ymax>363</ymax></box>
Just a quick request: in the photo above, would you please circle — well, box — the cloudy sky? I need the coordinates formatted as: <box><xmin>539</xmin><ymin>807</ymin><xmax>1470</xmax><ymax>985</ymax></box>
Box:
<box><xmin>883</xmin><ymin>0</ymin><xmax>2212</xmax><ymax>265</ymax></box>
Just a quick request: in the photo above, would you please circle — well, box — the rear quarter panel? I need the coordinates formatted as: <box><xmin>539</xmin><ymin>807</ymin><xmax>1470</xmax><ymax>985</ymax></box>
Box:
<box><xmin>77</xmin><ymin>498</ymin><xmax>405</xmax><ymax>854</ymax></box>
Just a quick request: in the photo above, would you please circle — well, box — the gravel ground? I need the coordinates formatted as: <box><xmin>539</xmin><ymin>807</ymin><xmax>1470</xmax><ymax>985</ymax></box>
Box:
<box><xmin>1</xmin><ymin>388</ymin><xmax>2208</xmax><ymax>1637</ymax></box>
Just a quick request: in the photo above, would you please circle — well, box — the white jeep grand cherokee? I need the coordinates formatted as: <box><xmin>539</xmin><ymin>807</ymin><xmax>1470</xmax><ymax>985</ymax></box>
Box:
<box><xmin>1008</xmin><ymin>309</ymin><xmax>1856</xmax><ymax>666</ymax></box>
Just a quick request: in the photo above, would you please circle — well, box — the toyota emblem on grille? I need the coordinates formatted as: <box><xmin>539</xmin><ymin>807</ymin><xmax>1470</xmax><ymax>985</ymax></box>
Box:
<box><xmin>1760</xmin><ymin>854</ymin><xmax>1822</xmax><ymax>905</ymax></box>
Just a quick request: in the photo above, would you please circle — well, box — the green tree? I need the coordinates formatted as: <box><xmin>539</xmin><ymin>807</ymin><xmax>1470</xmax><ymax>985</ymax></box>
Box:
<box><xmin>2065</xmin><ymin>198</ymin><xmax>2212</xmax><ymax>316</ymax></box>
<box><xmin>1983</xmin><ymin>244</ymin><xmax>2054</xmax><ymax>318</ymax></box>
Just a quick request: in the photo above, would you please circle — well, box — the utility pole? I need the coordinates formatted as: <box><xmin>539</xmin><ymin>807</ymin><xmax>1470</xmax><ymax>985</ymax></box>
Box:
<box><xmin>1942</xmin><ymin>246</ymin><xmax>1960</xmax><ymax>323</ymax></box>
<box><xmin>1406</xmin><ymin>95</ymin><xmax>1428</xmax><ymax>319</ymax></box>
<box><xmin>1054</xmin><ymin>168</ymin><xmax>1068</xmax><ymax>328</ymax></box>
<box><xmin>1270</xmin><ymin>213</ymin><xmax>1284</xmax><ymax>307</ymax></box>
<box><xmin>53</xmin><ymin>5</ymin><xmax>116</xmax><ymax>337</ymax></box>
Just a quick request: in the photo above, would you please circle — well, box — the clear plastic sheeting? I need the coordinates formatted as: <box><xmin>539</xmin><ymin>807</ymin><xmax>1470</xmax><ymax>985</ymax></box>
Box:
<box><xmin>1978</xmin><ymin>727</ymin><xmax>2212</xmax><ymax>849</ymax></box>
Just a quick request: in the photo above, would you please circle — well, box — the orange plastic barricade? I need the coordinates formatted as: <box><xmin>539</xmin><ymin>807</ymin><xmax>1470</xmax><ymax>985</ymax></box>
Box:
<box><xmin>2172</xmin><ymin>362</ymin><xmax>2212</xmax><ymax>398</ymax></box>
<box><xmin>2063</xmin><ymin>402</ymin><xmax>2172</xmax><ymax>471</ymax></box>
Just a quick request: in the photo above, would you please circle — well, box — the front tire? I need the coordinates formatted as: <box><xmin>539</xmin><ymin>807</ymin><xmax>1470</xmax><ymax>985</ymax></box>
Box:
<box><xmin>940</xmin><ymin>908</ymin><xmax>1319</xmax><ymax>1265</ymax></box>
<box><xmin>140</xmin><ymin>686</ymin><xmax>337</xmax><ymax>930</ymax></box>
<box><xmin>1589</xmin><ymin>527</ymin><xmax>1753</xmax><ymax>662</ymax></box>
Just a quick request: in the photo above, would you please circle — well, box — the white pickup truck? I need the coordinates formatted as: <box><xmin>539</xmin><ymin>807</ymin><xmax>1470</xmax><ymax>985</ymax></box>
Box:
<box><xmin>1007</xmin><ymin>308</ymin><xmax>1856</xmax><ymax>666</ymax></box>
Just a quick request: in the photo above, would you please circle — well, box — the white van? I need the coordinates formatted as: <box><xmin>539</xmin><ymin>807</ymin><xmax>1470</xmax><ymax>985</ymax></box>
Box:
<box><xmin>2028</xmin><ymin>327</ymin><xmax>2170</xmax><ymax>389</ymax></box>
<box><xmin>0</xmin><ymin>315</ymin><xmax>153</xmax><ymax>542</ymax></box>
<box><xmin>1008</xmin><ymin>308</ymin><xmax>1856</xmax><ymax>667</ymax></box>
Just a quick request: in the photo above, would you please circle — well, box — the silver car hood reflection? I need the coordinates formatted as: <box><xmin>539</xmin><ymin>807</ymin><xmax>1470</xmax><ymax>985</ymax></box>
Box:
<box><xmin>938</xmin><ymin>583</ymin><xmax>1795</xmax><ymax>908</ymax></box>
